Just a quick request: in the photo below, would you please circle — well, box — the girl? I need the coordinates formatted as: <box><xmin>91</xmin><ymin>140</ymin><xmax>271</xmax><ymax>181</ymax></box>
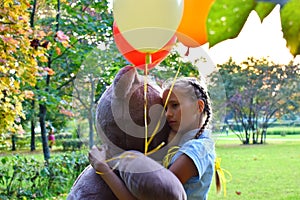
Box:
<box><xmin>162</xmin><ymin>77</ymin><xmax>219</xmax><ymax>199</ymax></box>
<box><xmin>88</xmin><ymin>77</ymin><xmax>220</xmax><ymax>200</ymax></box>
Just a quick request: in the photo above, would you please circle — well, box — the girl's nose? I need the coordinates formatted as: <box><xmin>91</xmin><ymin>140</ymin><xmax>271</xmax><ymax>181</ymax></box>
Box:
<box><xmin>165</xmin><ymin>107</ymin><xmax>173</xmax><ymax>118</ymax></box>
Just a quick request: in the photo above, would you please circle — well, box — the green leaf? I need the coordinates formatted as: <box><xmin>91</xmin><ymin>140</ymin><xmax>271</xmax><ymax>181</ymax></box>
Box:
<box><xmin>281</xmin><ymin>0</ymin><xmax>300</xmax><ymax>56</ymax></box>
<box><xmin>1</xmin><ymin>157</ymin><xmax>8</xmax><ymax>165</ymax></box>
<box><xmin>207</xmin><ymin>0</ymin><xmax>255</xmax><ymax>47</ymax></box>
<box><xmin>254</xmin><ymin>2</ymin><xmax>276</xmax><ymax>21</ymax></box>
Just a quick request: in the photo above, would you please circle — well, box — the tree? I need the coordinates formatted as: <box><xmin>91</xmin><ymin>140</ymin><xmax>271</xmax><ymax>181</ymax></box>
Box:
<box><xmin>209</xmin><ymin>57</ymin><xmax>300</xmax><ymax>144</ymax></box>
<box><xmin>23</xmin><ymin>0</ymin><xmax>113</xmax><ymax>160</ymax></box>
<box><xmin>0</xmin><ymin>0</ymin><xmax>45</xmax><ymax>143</ymax></box>
<box><xmin>72</xmin><ymin>45</ymin><xmax>126</xmax><ymax>148</ymax></box>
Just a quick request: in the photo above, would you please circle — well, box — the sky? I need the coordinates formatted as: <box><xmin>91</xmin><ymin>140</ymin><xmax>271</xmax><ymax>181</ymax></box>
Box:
<box><xmin>205</xmin><ymin>5</ymin><xmax>296</xmax><ymax>65</ymax></box>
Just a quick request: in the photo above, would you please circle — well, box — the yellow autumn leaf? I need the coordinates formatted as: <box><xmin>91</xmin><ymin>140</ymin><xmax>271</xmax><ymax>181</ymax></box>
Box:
<box><xmin>39</xmin><ymin>55</ymin><xmax>48</xmax><ymax>62</ymax></box>
<box><xmin>4</xmin><ymin>0</ymin><xmax>14</xmax><ymax>8</ymax></box>
<box><xmin>62</xmin><ymin>40</ymin><xmax>70</xmax><ymax>48</ymax></box>
<box><xmin>13</xmin><ymin>81</ymin><xmax>20</xmax><ymax>88</ymax></box>
<box><xmin>56</xmin><ymin>46</ymin><xmax>62</xmax><ymax>55</ymax></box>
<box><xmin>24</xmin><ymin>90</ymin><xmax>35</xmax><ymax>99</ymax></box>
<box><xmin>38</xmin><ymin>30</ymin><xmax>46</xmax><ymax>38</ymax></box>
<box><xmin>0</xmin><ymin>36</ymin><xmax>19</xmax><ymax>46</ymax></box>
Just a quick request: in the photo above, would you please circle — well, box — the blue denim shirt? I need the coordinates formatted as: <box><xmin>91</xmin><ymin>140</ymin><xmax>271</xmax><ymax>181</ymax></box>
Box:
<box><xmin>169</xmin><ymin>129</ymin><xmax>215</xmax><ymax>200</ymax></box>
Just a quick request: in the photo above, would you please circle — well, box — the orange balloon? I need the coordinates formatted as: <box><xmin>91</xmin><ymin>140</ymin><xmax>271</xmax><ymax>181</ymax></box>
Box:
<box><xmin>176</xmin><ymin>0</ymin><xmax>214</xmax><ymax>48</ymax></box>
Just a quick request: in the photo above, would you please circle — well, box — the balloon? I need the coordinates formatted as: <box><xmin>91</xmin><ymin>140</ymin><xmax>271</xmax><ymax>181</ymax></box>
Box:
<box><xmin>113</xmin><ymin>0</ymin><xmax>183</xmax><ymax>53</ymax></box>
<box><xmin>113</xmin><ymin>22</ymin><xmax>176</xmax><ymax>71</ymax></box>
<box><xmin>176</xmin><ymin>0</ymin><xmax>214</xmax><ymax>48</ymax></box>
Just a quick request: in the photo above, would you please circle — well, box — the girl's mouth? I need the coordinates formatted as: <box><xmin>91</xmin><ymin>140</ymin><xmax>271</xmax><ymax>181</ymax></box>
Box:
<box><xmin>168</xmin><ymin>121</ymin><xmax>177</xmax><ymax>125</ymax></box>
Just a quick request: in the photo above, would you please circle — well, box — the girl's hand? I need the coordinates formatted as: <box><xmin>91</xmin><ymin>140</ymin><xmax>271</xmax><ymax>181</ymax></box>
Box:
<box><xmin>88</xmin><ymin>144</ymin><xmax>110</xmax><ymax>173</ymax></box>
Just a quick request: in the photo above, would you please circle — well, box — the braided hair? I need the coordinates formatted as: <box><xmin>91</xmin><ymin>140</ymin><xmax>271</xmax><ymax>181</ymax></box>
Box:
<box><xmin>188</xmin><ymin>78</ymin><xmax>212</xmax><ymax>138</ymax></box>
<box><xmin>162</xmin><ymin>77</ymin><xmax>212</xmax><ymax>139</ymax></box>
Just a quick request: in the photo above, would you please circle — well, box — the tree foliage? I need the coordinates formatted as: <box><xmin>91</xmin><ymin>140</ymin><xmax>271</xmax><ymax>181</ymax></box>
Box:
<box><xmin>209</xmin><ymin>57</ymin><xmax>300</xmax><ymax>144</ymax></box>
<box><xmin>0</xmin><ymin>0</ymin><xmax>45</xmax><ymax>135</ymax></box>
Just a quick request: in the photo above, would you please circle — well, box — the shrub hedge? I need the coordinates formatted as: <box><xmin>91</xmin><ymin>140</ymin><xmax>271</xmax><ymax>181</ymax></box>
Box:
<box><xmin>0</xmin><ymin>151</ymin><xmax>89</xmax><ymax>199</ymax></box>
<box><xmin>266</xmin><ymin>127</ymin><xmax>300</xmax><ymax>135</ymax></box>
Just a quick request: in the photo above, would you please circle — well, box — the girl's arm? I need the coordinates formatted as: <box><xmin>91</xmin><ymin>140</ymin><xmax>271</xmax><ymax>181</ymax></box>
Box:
<box><xmin>168</xmin><ymin>154</ymin><xmax>198</xmax><ymax>184</ymax></box>
<box><xmin>88</xmin><ymin>145</ymin><xmax>138</xmax><ymax>200</ymax></box>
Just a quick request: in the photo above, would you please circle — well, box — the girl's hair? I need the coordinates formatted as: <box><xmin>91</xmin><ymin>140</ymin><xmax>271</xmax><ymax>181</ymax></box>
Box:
<box><xmin>162</xmin><ymin>77</ymin><xmax>212</xmax><ymax>138</ymax></box>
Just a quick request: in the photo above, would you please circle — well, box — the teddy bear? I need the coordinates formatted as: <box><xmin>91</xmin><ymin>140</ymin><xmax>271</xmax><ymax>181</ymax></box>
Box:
<box><xmin>67</xmin><ymin>66</ymin><xmax>186</xmax><ymax>200</ymax></box>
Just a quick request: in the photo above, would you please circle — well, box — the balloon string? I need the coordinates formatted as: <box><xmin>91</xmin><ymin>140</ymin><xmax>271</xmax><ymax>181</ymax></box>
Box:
<box><xmin>95</xmin><ymin>152</ymin><xmax>138</xmax><ymax>175</ymax></box>
<box><xmin>162</xmin><ymin>146</ymin><xmax>180</xmax><ymax>168</ymax></box>
<box><xmin>147</xmin><ymin>65</ymin><xmax>182</xmax><ymax>149</ymax></box>
<box><xmin>145</xmin><ymin>141</ymin><xmax>165</xmax><ymax>156</ymax></box>
<box><xmin>144</xmin><ymin>53</ymin><xmax>151</xmax><ymax>154</ymax></box>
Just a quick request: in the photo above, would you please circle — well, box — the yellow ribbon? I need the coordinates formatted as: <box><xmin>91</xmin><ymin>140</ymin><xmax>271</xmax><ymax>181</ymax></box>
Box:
<box><xmin>95</xmin><ymin>152</ymin><xmax>137</xmax><ymax>175</ymax></box>
<box><xmin>162</xmin><ymin>146</ymin><xmax>180</xmax><ymax>168</ymax></box>
<box><xmin>215</xmin><ymin>157</ymin><xmax>232</xmax><ymax>197</ymax></box>
<box><xmin>146</xmin><ymin>64</ymin><xmax>182</xmax><ymax>150</ymax></box>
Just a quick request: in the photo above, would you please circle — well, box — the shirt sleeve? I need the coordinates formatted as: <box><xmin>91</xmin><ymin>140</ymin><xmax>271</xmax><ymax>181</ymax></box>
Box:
<box><xmin>171</xmin><ymin>138</ymin><xmax>215</xmax><ymax>179</ymax></box>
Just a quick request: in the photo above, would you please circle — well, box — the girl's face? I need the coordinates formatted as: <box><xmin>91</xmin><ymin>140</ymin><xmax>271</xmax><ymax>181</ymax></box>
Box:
<box><xmin>162</xmin><ymin>89</ymin><xmax>200</xmax><ymax>134</ymax></box>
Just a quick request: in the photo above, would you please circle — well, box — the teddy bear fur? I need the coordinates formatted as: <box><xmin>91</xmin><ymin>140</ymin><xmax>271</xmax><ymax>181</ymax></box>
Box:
<box><xmin>67</xmin><ymin>66</ymin><xmax>171</xmax><ymax>199</ymax></box>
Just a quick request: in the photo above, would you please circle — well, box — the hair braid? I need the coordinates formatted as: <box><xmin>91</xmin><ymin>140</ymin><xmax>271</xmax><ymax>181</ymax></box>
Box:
<box><xmin>189</xmin><ymin>80</ymin><xmax>212</xmax><ymax>139</ymax></box>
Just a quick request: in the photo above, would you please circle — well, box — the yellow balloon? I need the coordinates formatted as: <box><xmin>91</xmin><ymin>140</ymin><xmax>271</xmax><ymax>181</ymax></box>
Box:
<box><xmin>113</xmin><ymin>0</ymin><xmax>183</xmax><ymax>53</ymax></box>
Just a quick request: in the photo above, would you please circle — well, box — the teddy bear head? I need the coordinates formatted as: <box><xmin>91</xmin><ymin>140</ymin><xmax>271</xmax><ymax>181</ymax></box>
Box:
<box><xmin>95</xmin><ymin>66</ymin><xmax>170</xmax><ymax>158</ymax></box>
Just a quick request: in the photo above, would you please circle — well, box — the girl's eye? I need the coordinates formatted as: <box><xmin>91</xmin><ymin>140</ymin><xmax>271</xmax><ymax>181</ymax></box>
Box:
<box><xmin>165</xmin><ymin>103</ymin><xmax>179</xmax><ymax>111</ymax></box>
<box><xmin>171</xmin><ymin>103</ymin><xmax>179</xmax><ymax>108</ymax></box>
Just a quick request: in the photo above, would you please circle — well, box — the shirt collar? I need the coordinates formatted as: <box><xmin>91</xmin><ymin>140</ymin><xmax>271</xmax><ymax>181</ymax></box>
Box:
<box><xmin>178</xmin><ymin>129</ymin><xmax>211</xmax><ymax>146</ymax></box>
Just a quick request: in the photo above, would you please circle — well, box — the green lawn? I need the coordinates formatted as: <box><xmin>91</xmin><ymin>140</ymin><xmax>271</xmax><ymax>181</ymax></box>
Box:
<box><xmin>208</xmin><ymin>136</ymin><xmax>300</xmax><ymax>200</ymax></box>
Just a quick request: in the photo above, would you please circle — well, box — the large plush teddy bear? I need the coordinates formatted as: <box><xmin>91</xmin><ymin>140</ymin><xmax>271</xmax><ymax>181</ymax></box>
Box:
<box><xmin>67</xmin><ymin>66</ymin><xmax>186</xmax><ymax>200</ymax></box>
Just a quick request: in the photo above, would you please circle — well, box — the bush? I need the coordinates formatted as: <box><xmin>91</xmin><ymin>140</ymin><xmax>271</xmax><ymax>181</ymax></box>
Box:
<box><xmin>55</xmin><ymin>132</ymin><xmax>73</xmax><ymax>140</ymax></box>
<box><xmin>269</xmin><ymin>122</ymin><xmax>300</xmax><ymax>127</ymax></box>
<box><xmin>0</xmin><ymin>151</ymin><xmax>89</xmax><ymax>199</ymax></box>
<box><xmin>266</xmin><ymin>127</ymin><xmax>300</xmax><ymax>135</ymax></box>
<box><xmin>61</xmin><ymin>139</ymin><xmax>85</xmax><ymax>151</ymax></box>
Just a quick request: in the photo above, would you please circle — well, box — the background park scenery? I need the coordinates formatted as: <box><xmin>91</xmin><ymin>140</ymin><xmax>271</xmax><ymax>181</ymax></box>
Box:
<box><xmin>1</xmin><ymin>0</ymin><xmax>300</xmax><ymax>199</ymax></box>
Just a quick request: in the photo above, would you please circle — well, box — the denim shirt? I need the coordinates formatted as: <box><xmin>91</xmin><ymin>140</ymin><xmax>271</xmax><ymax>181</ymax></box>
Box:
<box><xmin>169</xmin><ymin>129</ymin><xmax>216</xmax><ymax>200</ymax></box>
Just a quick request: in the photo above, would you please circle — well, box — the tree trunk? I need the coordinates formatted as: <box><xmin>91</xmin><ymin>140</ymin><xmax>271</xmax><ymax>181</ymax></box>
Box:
<box><xmin>30</xmin><ymin>100</ymin><xmax>36</xmax><ymax>151</ymax></box>
<box><xmin>260</xmin><ymin>129</ymin><xmax>265</xmax><ymax>144</ymax></box>
<box><xmin>30</xmin><ymin>0</ymin><xmax>37</xmax><ymax>28</ymax></box>
<box><xmin>30</xmin><ymin>119</ymin><xmax>36</xmax><ymax>151</ymax></box>
<box><xmin>263</xmin><ymin>128</ymin><xmax>267</xmax><ymax>144</ymax></box>
<box><xmin>255</xmin><ymin>129</ymin><xmax>259</xmax><ymax>144</ymax></box>
<box><xmin>260</xmin><ymin>123</ymin><xmax>268</xmax><ymax>144</ymax></box>
<box><xmin>39</xmin><ymin>103</ymin><xmax>50</xmax><ymax>161</ymax></box>
<box><xmin>88</xmin><ymin>75</ymin><xmax>95</xmax><ymax>149</ymax></box>
<box><xmin>39</xmin><ymin>53</ymin><xmax>51</xmax><ymax>161</ymax></box>
<box><xmin>11</xmin><ymin>134</ymin><xmax>16</xmax><ymax>151</ymax></box>
<box><xmin>252</xmin><ymin>130</ymin><xmax>257</xmax><ymax>144</ymax></box>
<box><xmin>244</xmin><ymin>131</ymin><xmax>250</xmax><ymax>144</ymax></box>
<box><xmin>76</xmin><ymin>124</ymin><xmax>81</xmax><ymax>139</ymax></box>
<box><xmin>88</xmin><ymin>114</ymin><xmax>94</xmax><ymax>149</ymax></box>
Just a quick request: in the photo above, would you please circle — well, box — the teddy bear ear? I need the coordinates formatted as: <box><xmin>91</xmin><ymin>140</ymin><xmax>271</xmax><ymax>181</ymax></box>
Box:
<box><xmin>113</xmin><ymin>66</ymin><xmax>138</xmax><ymax>98</ymax></box>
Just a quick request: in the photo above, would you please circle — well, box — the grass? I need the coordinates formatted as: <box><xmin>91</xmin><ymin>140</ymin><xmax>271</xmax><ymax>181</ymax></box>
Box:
<box><xmin>208</xmin><ymin>135</ymin><xmax>300</xmax><ymax>200</ymax></box>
